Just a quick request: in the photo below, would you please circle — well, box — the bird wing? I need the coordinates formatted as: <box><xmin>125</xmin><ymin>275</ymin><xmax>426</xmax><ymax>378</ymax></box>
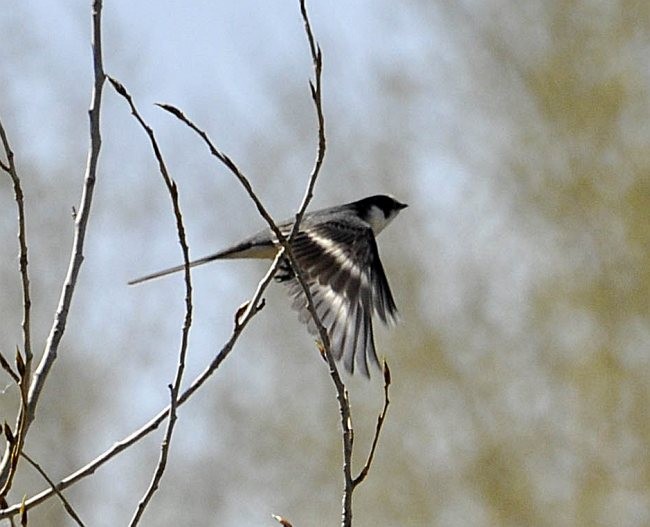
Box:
<box><xmin>278</xmin><ymin>218</ymin><xmax>398</xmax><ymax>376</ymax></box>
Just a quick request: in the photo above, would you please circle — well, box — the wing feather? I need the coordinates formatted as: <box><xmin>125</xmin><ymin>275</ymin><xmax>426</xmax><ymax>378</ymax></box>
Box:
<box><xmin>278</xmin><ymin>219</ymin><xmax>397</xmax><ymax>376</ymax></box>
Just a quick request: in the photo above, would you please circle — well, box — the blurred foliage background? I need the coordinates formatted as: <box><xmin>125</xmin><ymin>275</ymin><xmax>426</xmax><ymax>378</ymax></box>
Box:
<box><xmin>0</xmin><ymin>0</ymin><xmax>648</xmax><ymax>525</ymax></box>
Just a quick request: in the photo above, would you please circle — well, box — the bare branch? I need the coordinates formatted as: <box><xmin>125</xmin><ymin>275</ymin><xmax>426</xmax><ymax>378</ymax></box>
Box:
<box><xmin>128</xmin><ymin>383</ymin><xmax>178</xmax><ymax>526</ymax></box>
<box><xmin>0</xmin><ymin>0</ymin><xmax>105</xmax><ymax>498</ymax></box>
<box><xmin>156</xmin><ymin>103</ymin><xmax>290</xmax><ymax>247</ymax></box>
<box><xmin>294</xmin><ymin>0</ymin><xmax>326</xmax><ymax>232</ymax></box>
<box><xmin>21</xmin><ymin>452</ymin><xmax>85</xmax><ymax>527</ymax></box>
<box><xmin>27</xmin><ymin>0</ymin><xmax>105</xmax><ymax>422</ymax></box>
<box><xmin>0</xmin><ymin>351</ymin><xmax>19</xmax><ymax>385</ymax></box>
<box><xmin>0</xmin><ymin>119</ymin><xmax>32</xmax><ymax>367</ymax></box>
<box><xmin>0</xmin><ymin>116</ymin><xmax>34</xmax><ymax>500</ymax></box>
<box><xmin>352</xmin><ymin>362</ymin><xmax>391</xmax><ymax>487</ymax></box>
<box><xmin>0</xmin><ymin>251</ymin><xmax>283</xmax><ymax>520</ymax></box>
<box><xmin>107</xmin><ymin>76</ymin><xmax>195</xmax><ymax>526</ymax></box>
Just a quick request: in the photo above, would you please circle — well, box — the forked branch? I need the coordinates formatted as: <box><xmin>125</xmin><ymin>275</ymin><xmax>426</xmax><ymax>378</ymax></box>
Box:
<box><xmin>0</xmin><ymin>115</ymin><xmax>33</xmax><ymax>501</ymax></box>
<box><xmin>0</xmin><ymin>0</ymin><xmax>105</xmax><ymax>498</ymax></box>
<box><xmin>0</xmin><ymin>250</ymin><xmax>280</xmax><ymax>520</ymax></box>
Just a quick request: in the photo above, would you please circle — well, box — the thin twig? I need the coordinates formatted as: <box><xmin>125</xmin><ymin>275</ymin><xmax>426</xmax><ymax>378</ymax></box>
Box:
<box><xmin>0</xmin><ymin>116</ymin><xmax>33</xmax><ymax>500</ymax></box>
<box><xmin>27</xmin><ymin>0</ymin><xmax>104</xmax><ymax>430</ymax></box>
<box><xmin>156</xmin><ymin>103</ymin><xmax>290</xmax><ymax>247</ymax></box>
<box><xmin>20</xmin><ymin>452</ymin><xmax>85</xmax><ymax>527</ymax></box>
<box><xmin>129</xmin><ymin>383</ymin><xmax>178</xmax><ymax>527</ymax></box>
<box><xmin>0</xmin><ymin>351</ymin><xmax>20</xmax><ymax>385</ymax></box>
<box><xmin>294</xmin><ymin>0</ymin><xmax>326</xmax><ymax>233</ymax></box>
<box><xmin>107</xmin><ymin>77</ymin><xmax>195</xmax><ymax>526</ymax></box>
<box><xmin>352</xmin><ymin>362</ymin><xmax>391</xmax><ymax>487</ymax></box>
<box><xmin>0</xmin><ymin>119</ymin><xmax>32</xmax><ymax>366</ymax></box>
<box><xmin>0</xmin><ymin>251</ymin><xmax>281</xmax><ymax>520</ymax></box>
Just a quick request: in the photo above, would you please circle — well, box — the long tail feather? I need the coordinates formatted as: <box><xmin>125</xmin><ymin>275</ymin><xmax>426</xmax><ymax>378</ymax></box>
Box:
<box><xmin>128</xmin><ymin>252</ymin><xmax>225</xmax><ymax>285</ymax></box>
<box><xmin>128</xmin><ymin>239</ymin><xmax>270</xmax><ymax>285</ymax></box>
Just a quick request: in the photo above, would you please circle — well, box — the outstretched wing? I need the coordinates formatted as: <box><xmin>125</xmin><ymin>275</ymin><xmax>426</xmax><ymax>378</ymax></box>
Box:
<box><xmin>278</xmin><ymin>218</ymin><xmax>398</xmax><ymax>376</ymax></box>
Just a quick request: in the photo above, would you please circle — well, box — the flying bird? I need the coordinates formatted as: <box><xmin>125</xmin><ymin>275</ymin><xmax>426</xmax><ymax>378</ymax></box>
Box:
<box><xmin>129</xmin><ymin>194</ymin><xmax>407</xmax><ymax>376</ymax></box>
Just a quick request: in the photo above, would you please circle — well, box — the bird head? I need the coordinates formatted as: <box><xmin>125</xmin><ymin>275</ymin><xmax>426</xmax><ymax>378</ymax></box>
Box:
<box><xmin>354</xmin><ymin>194</ymin><xmax>408</xmax><ymax>235</ymax></box>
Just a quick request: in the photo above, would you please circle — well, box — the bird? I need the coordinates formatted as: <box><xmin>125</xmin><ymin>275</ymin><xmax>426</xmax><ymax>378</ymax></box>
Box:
<box><xmin>129</xmin><ymin>194</ymin><xmax>407</xmax><ymax>376</ymax></box>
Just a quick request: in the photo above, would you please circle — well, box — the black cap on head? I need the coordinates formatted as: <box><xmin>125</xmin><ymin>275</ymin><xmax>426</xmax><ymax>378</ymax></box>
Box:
<box><xmin>352</xmin><ymin>194</ymin><xmax>407</xmax><ymax>218</ymax></box>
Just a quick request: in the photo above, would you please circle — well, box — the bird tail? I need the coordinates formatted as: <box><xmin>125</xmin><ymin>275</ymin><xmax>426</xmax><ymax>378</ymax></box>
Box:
<box><xmin>128</xmin><ymin>240</ymin><xmax>266</xmax><ymax>286</ymax></box>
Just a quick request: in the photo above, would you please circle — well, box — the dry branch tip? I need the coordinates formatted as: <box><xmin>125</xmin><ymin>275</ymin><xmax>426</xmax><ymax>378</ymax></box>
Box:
<box><xmin>19</xmin><ymin>496</ymin><xmax>26</xmax><ymax>526</ymax></box>
<box><xmin>271</xmin><ymin>514</ymin><xmax>294</xmax><ymax>527</ymax></box>
<box><xmin>3</xmin><ymin>425</ymin><xmax>14</xmax><ymax>446</ymax></box>
<box><xmin>155</xmin><ymin>103</ymin><xmax>183</xmax><ymax>119</ymax></box>
<box><xmin>14</xmin><ymin>349</ymin><xmax>25</xmax><ymax>379</ymax></box>
<box><xmin>0</xmin><ymin>353</ymin><xmax>19</xmax><ymax>385</ymax></box>
<box><xmin>107</xmin><ymin>76</ymin><xmax>127</xmax><ymax>97</ymax></box>
<box><xmin>383</xmin><ymin>361</ymin><xmax>391</xmax><ymax>386</ymax></box>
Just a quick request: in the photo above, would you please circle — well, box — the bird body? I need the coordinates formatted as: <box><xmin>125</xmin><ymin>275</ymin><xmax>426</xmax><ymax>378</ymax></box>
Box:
<box><xmin>130</xmin><ymin>194</ymin><xmax>407</xmax><ymax>376</ymax></box>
